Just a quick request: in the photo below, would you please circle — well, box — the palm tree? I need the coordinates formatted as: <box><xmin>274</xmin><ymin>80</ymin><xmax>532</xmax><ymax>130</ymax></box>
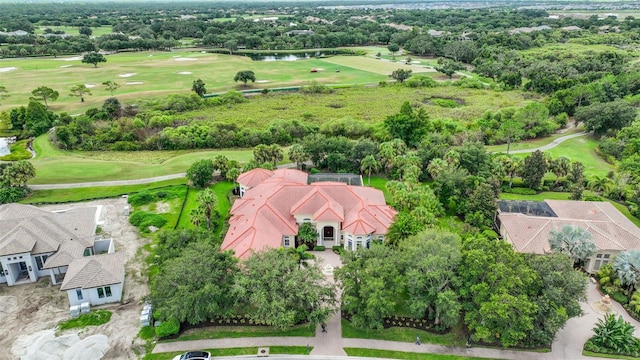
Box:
<box><xmin>286</xmin><ymin>244</ymin><xmax>314</xmax><ymax>269</ymax></box>
<box><xmin>588</xmin><ymin>175</ymin><xmax>612</xmax><ymax>195</ymax></box>
<box><xmin>550</xmin><ymin>156</ymin><xmax>571</xmax><ymax>186</ymax></box>
<box><xmin>360</xmin><ymin>155</ymin><xmax>380</xmax><ymax>186</ymax></box>
<box><xmin>196</xmin><ymin>188</ymin><xmax>219</xmax><ymax>230</ymax></box>
<box><xmin>613</xmin><ymin>250</ymin><xmax>640</xmax><ymax>294</ymax></box>
<box><xmin>548</xmin><ymin>225</ymin><xmax>595</xmax><ymax>266</ymax></box>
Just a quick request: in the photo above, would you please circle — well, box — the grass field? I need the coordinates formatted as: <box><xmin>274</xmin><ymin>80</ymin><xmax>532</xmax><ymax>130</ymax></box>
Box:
<box><xmin>342</xmin><ymin>320</ymin><xmax>465</xmax><ymax>347</ymax></box>
<box><xmin>510</xmin><ymin>136</ymin><xmax>614</xmax><ymax>178</ymax></box>
<box><xmin>144</xmin><ymin>346</ymin><xmax>310</xmax><ymax>360</ymax></box>
<box><xmin>0</xmin><ymin>49</ymin><xmax>389</xmax><ymax>113</ymax></box>
<box><xmin>28</xmin><ymin>134</ymin><xmax>261</xmax><ymax>184</ymax></box>
<box><xmin>344</xmin><ymin>348</ymin><xmax>497</xmax><ymax>360</ymax></box>
<box><xmin>486</xmin><ymin>127</ymin><xmax>584</xmax><ymax>153</ymax></box>
<box><xmin>34</xmin><ymin>25</ymin><xmax>113</xmax><ymax>36</ymax></box>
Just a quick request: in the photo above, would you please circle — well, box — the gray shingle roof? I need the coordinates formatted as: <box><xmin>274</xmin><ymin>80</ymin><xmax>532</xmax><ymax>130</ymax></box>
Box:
<box><xmin>60</xmin><ymin>253</ymin><xmax>125</xmax><ymax>290</ymax></box>
<box><xmin>0</xmin><ymin>204</ymin><xmax>97</xmax><ymax>257</ymax></box>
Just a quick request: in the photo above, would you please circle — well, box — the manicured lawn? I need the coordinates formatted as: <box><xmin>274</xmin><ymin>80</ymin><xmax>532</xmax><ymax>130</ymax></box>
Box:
<box><xmin>582</xmin><ymin>350</ymin><xmax>640</xmax><ymax>360</ymax></box>
<box><xmin>58</xmin><ymin>310</ymin><xmax>112</xmax><ymax>330</ymax></box>
<box><xmin>511</xmin><ymin>136</ymin><xmax>614</xmax><ymax>178</ymax></box>
<box><xmin>485</xmin><ymin>127</ymin><xmax>584</xmax><ymax>153</ymax></box>
<box><xmin>22</xmin><ymin>178</ymin><xmax>187</xmax><ymax>204</ymax></box>
<box><xmin>0</xmin><ymin>48</ymin><xmax>386</xmax><ymax>114</ymax></box>
<box><xmin>165</xmin><ymin>324</ymin><xmax>315</xmax><ymax>342</ymax></box>
<box><xmin>320</xmin><ymin>55</ymin><xmax>433</xmax><ymax>76</ymax></box>
<box><xmin>176</xmin><ymin>181</ymin><xmax>235</xmax><ymax>237</ymax></box>
<box><xmin>0</xmin><ymin>139</ymin><xmax>32</xmax><ymax>161</ymax></box>
<box><xmin>342</xmin><ymin>320</ymin><xmax>465</xmax><ymax>347</ymax></box>
<box><xmin>143</xmin><ymin>346</ymin><xmax>310</xmax><ymax>360</ymax></box>
<box><xmin>28</xmin><ymin>134</ymin><xmax>256</xmax><ymax>184</ymax></box>
<box><xmin>499</xmin><ymin>192</ymin><xmax>571</xmax><ymax>201</ymax></box>
<box><xmin>344</xmin><ymin>348</ymin><xmax>497</xmax><ymax>360</ymax></box>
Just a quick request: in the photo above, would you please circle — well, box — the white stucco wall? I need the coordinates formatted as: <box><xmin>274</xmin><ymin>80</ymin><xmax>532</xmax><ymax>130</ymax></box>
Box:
<box><xmin>67</xmin><ymin>282</ymin><xmax>123</xmax><ymax>306</ymax></box>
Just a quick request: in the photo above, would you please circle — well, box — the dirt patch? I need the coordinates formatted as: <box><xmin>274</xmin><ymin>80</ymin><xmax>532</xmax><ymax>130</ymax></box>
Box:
<box><xmin>0</xmin><ymin>198</ymin><xmax>150</xmax><ymax>359</ymax></box>
<box><xmin>156</xmin><ymin>201</ymin><xmax>170</xmax><ymax>214</ymax></box>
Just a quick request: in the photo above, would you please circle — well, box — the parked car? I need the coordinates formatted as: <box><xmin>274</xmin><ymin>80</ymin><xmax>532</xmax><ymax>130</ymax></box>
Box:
<box><xmin>172</xmin><ymin>351</ymin><xmax>211</xmax><ymax>360</ymax></box>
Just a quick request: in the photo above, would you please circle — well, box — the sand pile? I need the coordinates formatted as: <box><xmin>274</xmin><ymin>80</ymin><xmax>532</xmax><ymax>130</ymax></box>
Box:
<box><xmin>12</xmin><ymin>329</ymin><xmax>108</xmax><ymax>360</ymax></box>
<box><xmin>174</xmin><ymin>57</ymin><xmax>197</xmax><ymax>61</ymax></box>
<box><xmin>118</xmin><ymin>73</ymin><xmax>136</xmax><ymax>78</ymax></box>
<box><xmin>0</xmin><ymin>67</ymin><xmax>17</xmax><ymax>73</ymax></box>
<box><xmin>56</xmin><ymin>56</ymin><xmax>82</xmax><ymax>61</ymax></box>
<box><xmin>177</xmin><ymin>71</ymin><xmax>192</xmax><ymax>75</ymax></box>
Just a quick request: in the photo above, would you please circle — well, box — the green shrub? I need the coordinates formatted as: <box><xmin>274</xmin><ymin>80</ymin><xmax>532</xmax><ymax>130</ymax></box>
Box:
<box><xmin>58</xmin><ymin>310</ymin><xmax>112</xmax><ymax>330</ymax></box>
<box><xmin>612</xmin><ymin>291</ymin><xmax>629</xmax><ymax>305</ymax></box>
<box><xmin>155</xmin><ymin>319</ymin><xmax>180</xmax><ymax>338</ymax></box>
<box><xmin>432</xmin><ymin>98</ymin><xmax>458</xmax><ymax>108</ymax></box>
<box><xmin>313</xmin><ymin>246</ymin><xmax>326</xmax><ymax>251</ymax></box>
<box><xmin>139</xmin><ymin>325</ymin><xmax>155</xmax><ymax>340</ymax></box>
<box><xmin>128</xmin><ymin>191</ymin><xmax>155</xmax><ymax>206</ymax></box>
<box><xmin>503</xmin><ymin>187</ymin><xmax>537</xmax><ymax>195</ymax></box>
<box><xmin>583</xmin><ymin>194</ymin><xmax>603</xmax><ymax>202</ymax></box>
<box><xmin>129</xmin><ymin>211</ymin><xmax>168</xmax><ymax>230</ymax></box>
<box><xmin>310</xmin><ymin>168</ymin><xmax>320</xmax><ymax>174</ymax></box>
<box><xmin>405</xmin><ymin>75</ymin><xmax>438</xmax><ymax>88</ymax></box>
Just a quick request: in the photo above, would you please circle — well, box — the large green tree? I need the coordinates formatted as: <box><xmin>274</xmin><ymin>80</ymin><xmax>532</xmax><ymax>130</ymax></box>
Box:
<box><xmin>391</xmin><ymin>69</ymin><xmax>412</xmax><ymax>83</ymax></box>
<box><xmin>191</xmin><ymin>79</ymin><xmax>206</xmax><ymax>96</ymax></box>
<box><xmin>102</xmin><ymin>81</ymin><xmax>120</xmax><ymax>96</ymax></box>
<box><xmin>150</xmin><ymin>241</ymin><xmax>239</xmax><ymax>325</ymax></box>
<box><xmin>383</xmin><ymin>101</ymin><xmax>429</xmax><ymax>148</ymax></box>
<box><xmin>234</xmin><ymin>70</ymin><xmax>256</xmax><ymax>85</ymax></box>
<box><xmin>191</xmin><ymin>188</ymin><xmax>218</xmax><ymax>231</ymax></box>
<box><xmin>575</xmin><ymin>100</ymin><xmax>637</xmax><ymax>137</ymax></box>
<box><xmin>186</xmin><ymin>159</ymin><xmax>215</xmax><ymax>188</ymax></box>
<box><xmin>398</xmin><ymin>229</ymin><xmax>462</xmax><ymax>329</ymax></box>
<box><xmin>522</xmin><ymin>150</ymin><xmax>547</xmax><ymax>189</ymax></box>
<box><xmin>30</xmin><ymin>86</ymin><xmax>59</xmax><ymax>108</ymax></box>
<box><xmin>288</xmin><ymin>143</ymin><xmax>309</xmax><ymax>170</ymax></box>
<box><xmin>81</xmin><ymin>52</ymin><xmax>107</xmax><ymax>67</ymax></box>
<box><xmin>236</xmin><ymin>248</ymin><xmax>337</xmax><ymax>329</ymax></box>
<box><xmin>24</xmin><ymin>100</ymin><xmax>54</xmax><ymax>136</ymax></box>
<box><xmin>336</xmin><ymin>244</ymin><xmax>402</xmax><ymax>329</ymax></box>
<box><xmin>360</xmin><ymin>155</ymin><xmax>380</xmax><ymax>186</ymax></box>
<box><xmin>69</xmin><ymin>84</ymin><xmax>92</xmax><ymax>102</ymax></box>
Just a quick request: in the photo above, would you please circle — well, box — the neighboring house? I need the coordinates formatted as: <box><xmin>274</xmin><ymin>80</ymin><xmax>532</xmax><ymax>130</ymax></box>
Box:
<box><xmin>497</xmin><ymin>200</ymin><xmax>640</xmax><ymax>273</ymax></box>
<box><xmin>0</xmin><ymin>203</ymin><xmax>125</xmax><ymax>306</ymax></box>
<box><xmin>222</xmin><ymin>168</ymin><xmax>396</xmax><ymax>259</ymax></box>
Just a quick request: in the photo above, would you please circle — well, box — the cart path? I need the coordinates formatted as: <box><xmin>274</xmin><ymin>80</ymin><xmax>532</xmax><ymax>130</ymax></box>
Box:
<box><xmin>29</xmin><ymin>132</ymin><xmax>586</xmax><ymax>190</ymax></box>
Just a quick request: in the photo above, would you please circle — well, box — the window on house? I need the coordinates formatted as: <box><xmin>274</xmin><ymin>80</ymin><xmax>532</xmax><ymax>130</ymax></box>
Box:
<box><xmin>97</xmin><ymin>286</ymin><xmax>112</xmax><ymax>298</ymax></box>
<box><xmin>35</xmin><ymin>255</ymin><xmax>49</xmax><ymax>271</ymax></box>
<box><xmin>76</xmin><ymin>289</ymin><xmax>83</xmax><ymax>300</ymax></box>
<box><xmin>83</xmin><ymin>248</ymin><xmax>93</xmax><ymax>257</ymax></box>
<box><xmin>284</xmin><ymin>236</ymin><xmax>290</xmax><ymax>247</ymax></box>
<box><xmin>593</xmin><ymin>253</ymin><xmax>611</xmax><ymax>272</ymax></box>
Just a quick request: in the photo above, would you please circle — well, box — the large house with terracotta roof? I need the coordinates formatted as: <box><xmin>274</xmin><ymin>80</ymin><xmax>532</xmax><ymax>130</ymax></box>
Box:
<box><xmin>497</xmin><ymin>200</ymin><xmax>640</xmax><ymax>273</ymax></box>
<box><xmin>0</xmin><ymin>203</ymin><xmax>125</xmax><ymax>306</ymax></box>
<box><xmin>222</xmin><ymin>168</ymin><xmax>397</xmax><ymax>259</ymax></box>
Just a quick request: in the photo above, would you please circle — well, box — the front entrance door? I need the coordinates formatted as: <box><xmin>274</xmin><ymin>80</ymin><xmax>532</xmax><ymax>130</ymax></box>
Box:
<box><xmin>323</xmin><ymin>226</ymin><xmax>334</xmax><ymax>243</ymax></box>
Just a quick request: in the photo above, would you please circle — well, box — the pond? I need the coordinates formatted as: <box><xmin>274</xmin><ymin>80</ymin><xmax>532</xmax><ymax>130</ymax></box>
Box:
<box><xmin>0</xmin><ymin>137</ymin><xmax>10</xmax><ymax>156</ymax></box>
<box><xmin>248</xmin><ymin>52</ymin><xmax>327</xmax><ymax>61</ymax></box>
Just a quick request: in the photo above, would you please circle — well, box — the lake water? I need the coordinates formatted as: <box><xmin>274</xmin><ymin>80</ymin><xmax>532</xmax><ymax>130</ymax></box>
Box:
<box><xmin>247</xmin><ymin>52</ymin><xmax>328</xmax><ymax>61</ymax></box>
<box><xmin>0</xmin><ymin>137</ymin><xmax>9</xmax><ymax>156</ymax></box>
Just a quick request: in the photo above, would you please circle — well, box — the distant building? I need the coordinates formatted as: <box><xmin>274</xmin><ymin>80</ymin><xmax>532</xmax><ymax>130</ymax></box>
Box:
<box><xmin>497</xmin><ymin>200</ymin><xmax>640</xmax><ymax>273</ymax></box>
<box><xmin>285</xmin><ymin>30</ymin><xmax>315</xmax><ymax>36</ymax></box>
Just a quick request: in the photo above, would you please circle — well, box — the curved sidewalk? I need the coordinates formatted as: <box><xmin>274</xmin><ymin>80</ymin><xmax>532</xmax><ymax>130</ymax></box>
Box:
<box><xmin>504</xmin><ymin>132</ymin><xmax>587</xmax><ymax>154</ymax></box>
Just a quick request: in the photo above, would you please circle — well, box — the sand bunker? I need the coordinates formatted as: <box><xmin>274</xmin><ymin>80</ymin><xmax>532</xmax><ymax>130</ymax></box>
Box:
<box><xmin>12</xmin><ymin>329</ymin><xmax>109</xmax><ymax>360</ymax></box>
<box><xmin>177</xmin><ymin>71</ymin><xmax>192</xmax><ymax>75</ymax></box>
<box><xmin>84</xmin><ymin>84</ymin><xmax>97</xmax><ymax>88</ymax></box>
<box><xmin>59</xmin><ymin>65</ymin><xmax>73</xmax><ymax>68</ymax></box>
<box><xmin>126</xmin><ymin>81</ymin><xmax>144</xmax><ymax>85</ymax></box>
<box><xmin>174</xmin><ymin>57</ymin><xmax>197</xmax><ymax>61</ymax></box>
<box><xmin>56</xmin><ymin>56</ymin><xmax>82</xmax><ymax>61</ymax></box>
<box><xmin>118</xmin><ymin>73</ymin><xmax>136</xmax><ymax>78</ymax></box>
<box><xmin>255</xmin><ymin>80</ymin><xmax>270</xmax><ymax>83</ymax></box>
<box><xmin>0</xmin><ymin>67</ymin><xmax>17</xmax><ymax>73</ymax></box>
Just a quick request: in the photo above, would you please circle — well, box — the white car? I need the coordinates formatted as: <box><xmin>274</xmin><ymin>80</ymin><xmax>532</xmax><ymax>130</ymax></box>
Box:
<box><xmin>172</xmin><ymin>351</ymin><xmax>211</xmax><ymax>360</ymax></box>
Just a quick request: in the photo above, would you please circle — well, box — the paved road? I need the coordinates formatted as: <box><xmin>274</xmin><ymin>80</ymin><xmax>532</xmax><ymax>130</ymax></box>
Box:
<box><xmin>502</xmin><ymin>131</ymin><xmax>587</xmax><ymax>154</ymax></box>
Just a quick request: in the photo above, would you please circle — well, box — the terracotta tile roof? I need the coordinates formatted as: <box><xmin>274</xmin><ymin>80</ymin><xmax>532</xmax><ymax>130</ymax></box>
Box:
<box><xmin>0</xmin><ymin>204</ymin><xmax>97</xmax><ymax>257</ymax></box>
<box><xmin>60</xmin><ymin>253</ymin><xmax>125</xmax><ymax>290</ymax></box>
<box><xmin>499</xmin><ymin>200</ymin><xmax>640</xmax><ymax>255</ymax></box>
<box><xmin>237</xmin><ymin>168</ymin><xmax>274</xmax><ymax>189</ymax></box>
<box><xmin>222</xmin><ymin>172</ymin><xmax>396</xmax><ymax>259</ymax></box>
